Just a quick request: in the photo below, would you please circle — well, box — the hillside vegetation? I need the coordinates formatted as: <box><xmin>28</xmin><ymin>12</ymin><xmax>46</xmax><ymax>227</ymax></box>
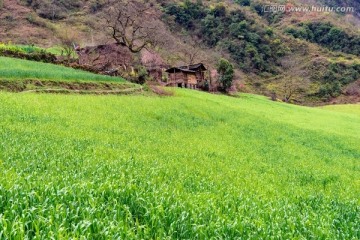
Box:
<box><xmin>0</xmin><ymin>57</ymin><xmax>141</xmax><ymax>94</ymax></box>
<box><xmin>0</xmin><ymin>90</ymin><xmax>359</xmax><ymax>238</ymax></box>
<box><xmin>0</xmin><ymin>57</ymin><xmax>126</xmax><ymax>82</ymax></box>
<box><xmin>0</xmin><ymin>0</ymin><xmax>359</xmax><ymax>104</ymax></box>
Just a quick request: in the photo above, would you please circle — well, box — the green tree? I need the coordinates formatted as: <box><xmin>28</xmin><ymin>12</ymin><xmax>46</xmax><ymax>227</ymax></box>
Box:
<box><xmin>217</xmin><ymin>58</ymin><xmax>234</xmax><ymax>92</ymax></box>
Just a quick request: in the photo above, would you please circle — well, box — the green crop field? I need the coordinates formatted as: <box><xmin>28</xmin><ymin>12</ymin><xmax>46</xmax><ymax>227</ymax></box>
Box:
<box><xmin>323</xmin><ymin>104</ymin><xmax>360</xmax><ymax>115</ymax></box>
<box><xmin>0</xmin><ymin>90</ymin><xmax>359</xmax><ymax>239</ymax></box>
<box><xmin>0</xmin><ymin>57</ymin><xmax>126</xmax><ymax>83</ymax></box>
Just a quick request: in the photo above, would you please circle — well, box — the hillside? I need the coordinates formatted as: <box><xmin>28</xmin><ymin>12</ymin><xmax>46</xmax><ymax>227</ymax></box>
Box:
<box><xmin>0</xmin><ymin>89</ymin><xmax>359</xmax><ymax>238</ymax></box>
<box><xmin>0</xmin><ymin>57</ymin><xmax>141</xmax><ymax>94</ymax></box>
<box><xmin>0</xmin><ymin>0</ymin><xmax>360</xmax><ymax>105</ymax></box>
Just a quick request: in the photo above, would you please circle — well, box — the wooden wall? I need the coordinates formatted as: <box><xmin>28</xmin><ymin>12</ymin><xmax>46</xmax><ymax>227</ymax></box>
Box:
<box><xmin>187</xmin><ymin>73</ymin><xmax>197</xmax><ymax>85</ymax></box>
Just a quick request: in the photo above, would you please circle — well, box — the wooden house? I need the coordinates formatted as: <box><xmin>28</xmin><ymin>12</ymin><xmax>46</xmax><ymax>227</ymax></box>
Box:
<box><xmin>165</xmin><ymin>63</ymin><xmax>207</xmax><ymax>89</ymax></box>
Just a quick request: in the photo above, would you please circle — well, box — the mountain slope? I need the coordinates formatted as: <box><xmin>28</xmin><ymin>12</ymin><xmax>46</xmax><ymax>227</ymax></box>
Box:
<box><xmin>1</xmin><ymin>0</ymin><xmax>359</xmax><ymax>105</ymax></box>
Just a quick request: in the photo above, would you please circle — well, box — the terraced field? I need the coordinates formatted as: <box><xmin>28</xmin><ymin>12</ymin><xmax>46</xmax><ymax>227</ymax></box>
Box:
<box><xmin>0</xmin><ymin>90</ymin><xmax>359</xmax><ymax>239</ymax></box>
<box><xmin>0</xmin><ymin>57</ymin><xmax>126</xmax><ymax>82</ymax></box>
<box><xmin>0</xmin><ymin>57</ymin><xmax>142</xmax><ymax>94</ymax></box>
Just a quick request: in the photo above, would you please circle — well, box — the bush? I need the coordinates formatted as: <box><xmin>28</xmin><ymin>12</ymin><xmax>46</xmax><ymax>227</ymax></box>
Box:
<box><xmin>285</xmin><ymin>22</ymin><xmax>360</xmax><ymax>56</ymax></box>
<box><xmin>235</xmin><ymin>0</ymin><xmax>251</xmax><ymax>6</ymax></box>
<box><xmin>89</xmin><ymin>0</ymin><xmax>106</xmax><ymax>13</ymax></box>
<box><xmin>318</xmin><ymin>82</ymin><xmax>342</xmax><ymax>99</ymax></box>
<box><xmin>217</xmin><ymin>58</ymin><xmax>234</xmax><ymax>92</ymax></box>
<box><xmin>165</xmin><ymin>1</ymin><xmax>206</xmax><ymax>30</ymax></box>
<box><xmin>25</xmin><ymin>0</ymin><xmax>82</xmax><ymax>20</ymax></box>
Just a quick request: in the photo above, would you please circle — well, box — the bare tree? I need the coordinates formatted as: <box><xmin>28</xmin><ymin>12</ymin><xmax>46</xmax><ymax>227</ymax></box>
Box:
<box><xmin>104</xmin><ymin>0</ymin><xmax>160</xmax><ymax>53</ymax></box>
<box><xmin>279</xmin><ymin>77</ymin><xmax>302</xmax><ymax>102</ymax></box>
<box><xmin>182</xmin><ymin>47</ymin><xmax>201</xmax><ymax>65</ymax></box>
<box><xmin>276</xmin><ymin>56</ymin><xmax>310</xmax><ymax>102</ymax></box>
<box><xmin>180</xmin><ymin>37</ymin><xmax>204</xmax><ymax>65</ymax></box>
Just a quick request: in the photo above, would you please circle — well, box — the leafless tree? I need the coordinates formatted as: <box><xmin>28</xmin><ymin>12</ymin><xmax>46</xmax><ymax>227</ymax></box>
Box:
<box><xmin>104</xmin><ymin>0</ymin><xmax>161</xmax><ymax>53</ymax></box>
<box><xmin>180</xmin><ymin>37</ymin><xmax>204</xmax><ymax>65</ymax></box>
<box><xmin>279</xmin><ymin>77</ymin><xmax>301</xmax><ymax>102</ymax></box>
<box><xmin>277</xmin><ymin>56</ymin><xmax>310</xmax><ymax>102</ymax></box>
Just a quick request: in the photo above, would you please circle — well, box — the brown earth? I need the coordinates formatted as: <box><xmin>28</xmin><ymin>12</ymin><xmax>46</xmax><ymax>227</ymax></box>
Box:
<box><xmin>0</xmin><ymin>79</ymin><xmax>143</xmax><ymax>95</ymax></box>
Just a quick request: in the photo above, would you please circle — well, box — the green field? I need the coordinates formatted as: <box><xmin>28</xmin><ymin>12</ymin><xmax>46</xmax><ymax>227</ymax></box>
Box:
<box><xmin>0</xmin><ymin>57</ymin><xmax>126</xmax><ymax>83</ymax></box>
<box><xmin>323</xmin><ymin>104</ymin><xmax>360</xmax><ymax>115</ymax></box>
<box><xmin>0</xmin><ymin>89</ymin><xmax>359</xmax><ymax>239</ymax></box>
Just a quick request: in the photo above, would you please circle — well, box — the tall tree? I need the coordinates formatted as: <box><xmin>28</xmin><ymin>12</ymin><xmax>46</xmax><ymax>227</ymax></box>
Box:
<box><xmin>217</xmin><ymin>58</ymin><xmax>234</xmax><ymax>92</ymax></box>
<box><xmin>104</xmin><ymin>0</ymin><xmax>160</xmax><ymax>53</ymax></box>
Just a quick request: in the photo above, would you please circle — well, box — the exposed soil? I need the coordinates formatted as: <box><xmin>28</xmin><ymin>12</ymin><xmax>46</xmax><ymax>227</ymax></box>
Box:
<box><xmin>0</xmin><ymin>79</ymin><xmax>143</xmax><ymax>95</ymax></box>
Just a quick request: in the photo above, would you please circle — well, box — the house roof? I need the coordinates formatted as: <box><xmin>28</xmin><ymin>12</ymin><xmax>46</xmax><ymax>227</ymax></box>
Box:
<box><xmin>179</xmin><ymin>63</ymin><xmax>207</xmax><ymax>71</ymax></box>
<box><xmin>165</xmin><ymin>67</ymin><xmax>196</xmax><ymax>73</ymax></box>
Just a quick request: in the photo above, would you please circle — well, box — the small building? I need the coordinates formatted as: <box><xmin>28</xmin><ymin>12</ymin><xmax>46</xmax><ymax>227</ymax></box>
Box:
<box><xmin>165</xmin><ymin>63</ymin><xmax>207</xmax><ymax>89</ymax></box>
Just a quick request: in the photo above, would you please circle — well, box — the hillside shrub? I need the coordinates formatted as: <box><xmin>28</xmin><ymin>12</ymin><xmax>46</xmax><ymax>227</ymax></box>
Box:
<box><xmin>313</xmin><ymin>62</ymin><xmax>360</xmax><ymax>99</ymax></box>
<box><xmin>251</xmin><ymin>1</ymin><xmax>284</xmax><ymax>24</ymax></box>
<box><xmin>24</xmin><ymin>0</ymin><xmax>82</xmax><ymax>20</ymax></box>
<box><xmin>235</xmin><ymin>0</ymin><xmax>251</xmax><ymax>6</ymax></box>
<box><xmin>318</xmin><ymin>82</ymin><xmax>342</xmax><ymax>99</ymax></box>
<box><xmin>217</xmin><ymin>58</ymin><xmax>234</xmax><ymax>92</ymax></box>
<box><xmin>89</xmin><ymin>0</ymin><xmax>107</xmax><ymax>13</ymax></box>
<box><xmin>285</xmin><ymin>22</ymin><xmax>360</xmax><ymax>56</ymax></box>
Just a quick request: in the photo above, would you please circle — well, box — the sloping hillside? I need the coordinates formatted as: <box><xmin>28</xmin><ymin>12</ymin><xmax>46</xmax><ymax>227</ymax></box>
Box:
<box><xmin>1</xmin><ymin>0</ymin><xmax>359</xmax><ymax>105</ymax></box>
<box><xmin>0</xmin><ymin>89</ymin><xmax>359</xmax><ymax>238</ymax></box>
<box><xmin>0</xmin><ymin>56</ymin><xmax>141</xmax><ymax>94</ymax></box>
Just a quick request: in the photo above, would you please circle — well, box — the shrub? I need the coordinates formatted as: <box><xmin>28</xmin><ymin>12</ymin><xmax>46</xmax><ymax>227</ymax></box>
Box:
<box><xmin>235</xmin><ymin>0</ymin><xmax>251</xmax><ymax>6</ymax></box>
<box><xmin>217</xmin><ymin>58</ymin><xmax>234</xmax><ymax>92</ymax></box>
<box><xmin>285</xmin><ymin>22</ymin><xmax>360</xmax><ymax>56</ymax></box>
<box><xmin>318</xmin><ymin>82</ymin><xmax>342</xmax><ymax>99</ymax></box>
<box><xmin>25</xmin><ymin>0</ymin><xmax>82</xmax><ymax>20</ymax></box>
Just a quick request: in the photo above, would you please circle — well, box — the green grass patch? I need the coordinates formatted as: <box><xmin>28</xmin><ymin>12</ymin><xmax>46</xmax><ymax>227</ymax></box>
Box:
<box><xmin>0</xmin><ymin>43</ymin><xmax>45</xmax><ymax>54</ymax></box>
<box><xmin>0</xmin><ymin>90</ymin><xmax>359</xmax><ymax>238</ymax></box>
<box><xmin>46</xmin><ymin>46</ymin><xmax>68</xmax><ymax>56</ymax></box>
<box><xmin>0</xmin><ymin>56</ymin><xmax>127</xmax><ymax>83</ymax></box>
<box><xmin>322</xmin><ymin>104</ymin><xmax>360</xmax><ymax>115</ymax></box>
<box><xmin>0</xmin><ymin>43</ymin><xmax>66</xmax><ymax>57</ymax></box>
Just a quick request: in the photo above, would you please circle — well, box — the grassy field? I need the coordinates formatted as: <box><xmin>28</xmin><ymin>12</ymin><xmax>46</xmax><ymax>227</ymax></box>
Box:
<box><xmin>0</xmin><ymin>90</ymin><xmax>359</xmax><ymax>239</ymax></box>
<box><xmin>0</xmin><ymin>57</ymin><xmax>126</xmax><ymax>83</ymax></box>
<box><xmin>322</xmin><ymin>104</ymin><xmax>360</xmax><ymax>115</ymax></box>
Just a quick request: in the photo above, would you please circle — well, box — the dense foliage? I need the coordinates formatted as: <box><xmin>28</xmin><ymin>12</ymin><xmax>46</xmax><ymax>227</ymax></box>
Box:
<box><xmin>285</xmin><ymin>22</ymin><xmax>360</xmax><ymax>56</ymax></box>
<box><xmin>251</xmin><ymin>1</ymin><xmax>285</xmax><ymax>24</ymax></box>
<box><xmin>234</xmin><ymin>0</ymin><xmax>251</xmax><ymax>6</ymax></box>
<box><xmin>165</xmin><ymin>1</ymin><xmax>288</xmax><ymax>74</ymax></box>
<box><xmin>217</xmin><ymin>58</ymin><xmax>234</xmax><ymax>92</ymax></box>
<box><xmin>317</xmin><ymin>62</ymin><xmax>360</xmax><ymax>99</ymax></box>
